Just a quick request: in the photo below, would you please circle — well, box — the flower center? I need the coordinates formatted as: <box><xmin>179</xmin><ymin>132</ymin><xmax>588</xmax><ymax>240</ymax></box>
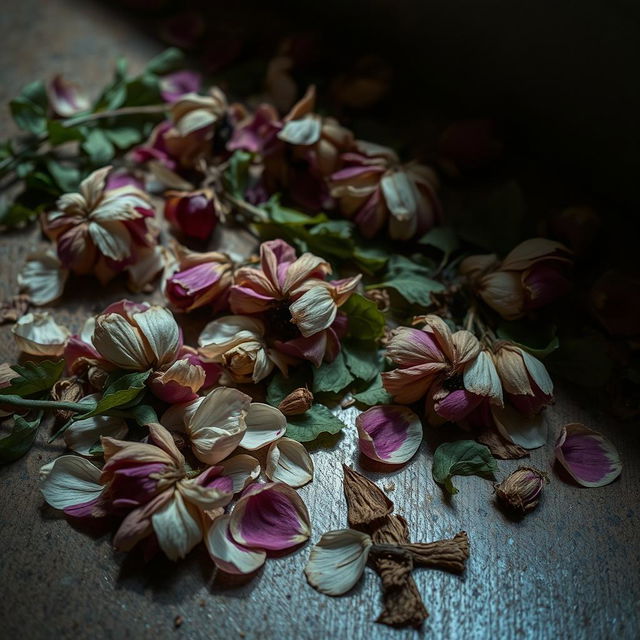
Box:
<box><xmin>443</xmin><ymin>373</ymin><xmax>465</xmax><ymax>392</ymax></box>
<box><xmin>264</xmin><ymin>301</ymin><xmax>299</xmax><ymax>342</ymax></box>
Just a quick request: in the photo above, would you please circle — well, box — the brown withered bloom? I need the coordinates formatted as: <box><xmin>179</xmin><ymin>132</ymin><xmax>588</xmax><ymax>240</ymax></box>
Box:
<box><xmin>277</xmin><ymin>388</ymin><xmax>313</xmax><ymax>415</ymax></box>
<box><xmin>50</xmin><ymin>378</ymin><xmax>84</xmax><ymax>424</ymax></box>
<box><xmin>495</xmin><ymin>466</ymin><xmax>547</xmax><ymax>515</ymax></box>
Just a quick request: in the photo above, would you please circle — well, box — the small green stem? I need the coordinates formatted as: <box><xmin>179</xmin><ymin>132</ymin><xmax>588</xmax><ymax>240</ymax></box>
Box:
<box><xmin>62</xmin><ymin>104</ymin><xmax>168</xmax><ymax>128</ymax></box>
<box><xmin>0</xmin><ymin>395</ymin><xmax>90</xmax><ymax>413</ymax></box>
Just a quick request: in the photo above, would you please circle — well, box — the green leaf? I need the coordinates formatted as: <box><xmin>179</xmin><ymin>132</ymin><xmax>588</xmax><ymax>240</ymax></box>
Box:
<box><xmin>313</xmin><ymin>351</ymin><xmax>354</xmax><ymax>394</ymax></box>
<box><xmin>266</xmin><ymin>371</ymin><xmax>304</xmax><ymax>406</ymax></box>
<box><xmin>418</xmin><ymin>227</ymin><xmax>460</xmax><ymax>260</ymax></box>
<box><xmin>341</xmin><ymin>293</ymin><xmax>385</xmax><ymax>341</ymax></box>
<box><xmin>145</xmin><ymin>48</ymin><xmax>185</xmax><ymax>75</ymax></box>
<box><xmin>45</xmin><ymin>159</ymin><xmax>81</xmax><ymax>192</ymax></box>
<box><xmin>432</xmin><ymin>440</ymin><xmax>497</xmax><ymax>495</ymax></box>
<box><xmin>263</xmin><ymin>196</ymin><xmax>327</xmax><ymax>226</ymax></box>
<box><xmin>0</xmin><ymin>202</ymin><xmax>37</xmax><ymax>228</ymax></box>
<box><xmin>371</xmin><ymin>276</ymin><xmax>445</xmax><ymax>307</ymax></box>
<box><xmin>75</xmin><ymin>370</ymin><xmax>151</xmax><ymax>420</ymax></box>
<box><xmin>82</xmin><ymin>129</ymin><xmax>115</xmax><ymax>165</ymax></box>
<box><xmin>307</xmin><ymin>221</ymin><xmax>354</xmax><ymax>258</ymax></box>
<box><xmin>47</xmin><ymin>120</ymin><xmax>85</xmax><ymax>146</ymax></box>
<box><xmin>93</xmin><ymin>57</ymin><xmax>128</xmax><ymax>111</ymax></box>
<box><xmin>104</xmin><ymin>126</ymin><xmax>143</xmax><ymax>149</ymax></box>
<box><xmin>353</xmin><ymin>374</ymin><xmax>393</xmax><ymax>406</ymax></box>
<box><xmin>496</xmin><ymin>320</ymin><xmax>559</xmax><ymax>358</ymax></box>
<box><xmin>10</xmin><ymin>81</ymin><xmax>48</xmax><ymax>134</ymax></box>
<box><xmin>0</xmin><ymin>360</ymin><xmax>64</xmax><ymax>397</ymax></box>
<box><xmin>285</xmin><ymin>404</ymin><xmax>346</xmax><ymax>442</ymax></box>
<box><xmin>352</xmin><ymin>242</ymin><xmax>388</xmax><ymax>273</ymax></box>
<box><xmin>124</xmin><ymin>403</ymin><xmax>159</xmax><ymax>426</ymax></box>
<box><xmin>547</xmin><ymin>336</ymin><xmax>613</xmax><ymax>388</ymax></box>
<box><xmin>342</xmin><ymin>341</ymin><xmax>381</xmax><ymax>383</ymax></box>
<box><xmin>123</xmin><ymin>73</ymin><xmax>162</xmax><ymax>107</ymax></box>
<box><xmin>0</xmin><ymin>412</ymin><xmax>44</xmax><ymax>465</ymax></box>
<box><xmin>227</xmin><ymin>150</ymin><xmax>253</xmax><ymax>199</ymax></box>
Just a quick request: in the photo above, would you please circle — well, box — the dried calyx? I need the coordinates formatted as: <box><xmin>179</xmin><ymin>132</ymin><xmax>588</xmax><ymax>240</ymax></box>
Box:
<box><xmin>494</xmin><ymin>466</ymin><xmax>547</xmax><ymax>514</ymax></box>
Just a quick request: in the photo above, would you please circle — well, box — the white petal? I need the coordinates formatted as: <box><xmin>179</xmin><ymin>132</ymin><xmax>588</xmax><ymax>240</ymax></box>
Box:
<box><xmin>133</xmin><ymin>306</ymin><xmax>180</xmax><ymax>367</ymax></box>
<box><xmin>160</xmin><ymin>397</ymin><xmax>203</xmax><ymax>432</ymax></box>
<box><xmin>240</xmin><ymin>403</ymin><xmax>287</xmax><ymax>451</ymax></box>
<box><xmin>492</xmin><ymin>404</ymin><xmax>548</xmax><ymax>449</ymax></box>
<box><xmin>278</xmin><ymin>115</ymin><xmax>322</xmax><ymax>145</ymax></box>
<box><xmin>219</xmin><ymin>454</ymin><xmax>261</xmax><ymax>493</ymax></box>
<box><xmin>521</xmin><ymin>350</ymin><xmax>554</xmax><ymax>396</ymax></box>
<box><xmin>176</xmin><ymin>108</ymin><xmax>217</xmax><ymax>136</ymax></box>
<box><xmin>265</xmin><ymin>438</ymin><xmax>313</xmax><ymax>487</ymax></box>
<box><xmin>463</xmin><ymin>351</ymin><xmax>503</xmax><ymax>405</ymax></box>
<box><xmin>18</xmin><ymin>250</ymin><xmax>68</xmax><ymax>306</ymax></box>
<box><xmin>12</xmin><ymin>312</ymin><xmax>70</xmax><ymax>356</ymax></box>
<box><xmin>80</xmin><ymin>317</ymin><xmax>95</xmax><ymax>344</ymax></box>
<box><xmin>88</xmin><ymin>219</ymin><xmax>131</xmax><ymax>261</ymax></box>
<box><xmin>205</xmin><ymin>515</ymin><xmax>266</xmax><ymax>574</ymax></box>
<box><xmin>289</xmin><ymin>286</ymin><xmax>337</xmax><ymax>338</ymax></box>
<box><xmin>178</xmin><ymin>477</ymin><xmax>233</xmax><ymax>512</ymax></box>
<box><xmin>92</xmin><ymin>312</ymin><xmax>150</xmax><ymax>369</ymax></box>
<box><xmin>198</xmin><ymin>315</ymin><xmax>265</xmax><ymax>360</ymax></box>
<box><xmin>188</xmin><ymin>387</ymin><xmax>251</xmax><ymax>464</ymax></box>
<box><xmin>381</xmin><ymin>171</ymin><xmax>417</xmax><ymax>221</ymax></box>
<box><xmin>151</xmin><ymin>491</ymin><xmax>202</xmax><ymax>561</ymax></box>
<box><xmin>304</xmin><ymin>529</ymin><xmax>372</xmax><ymax>596</ymax></box>
<box><xmin>40</xmin><ymin>455</ymin><xmax>103</xmax><ymax>510</ymax></box>
<box><xmin>64</xmin><ymin>407</ymin><xmax>128</xmax><ymax>456</ymax></box>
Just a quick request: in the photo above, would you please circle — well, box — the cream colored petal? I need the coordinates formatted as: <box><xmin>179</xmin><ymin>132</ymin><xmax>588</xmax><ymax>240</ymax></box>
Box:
<box><xmin>501</xmin><ymin>238</ymin><xmax>571</xmax><ymax>271</ymax></box>
<box><xmin>218</xmin><ymin>454</ymin><xmax>261</xmax><ymax>493</ymax></box>
<box><xmin>65</xmin><ymin>412</ymin><xmax>128</xmax><ymax>456</ymax></box>
<box><xmin>79</xmin><ymin>166</ymin><xmax>110</xmax><ymax>209</ymax></box>
<box><xmin>155</xmin><ymin>359</ymin><xmax>205</xmax><ymax>394</ymax></box>
<box><xmin>178</xmin><ymin>476</ymin><xmax>233</xmax><ymax>512</ymax></box>
<box><xmin>265</xmin><ymin>438</ymin><xmax>313</xmax><ymax>487</ymax></box>
<box><xmin>252</xmin><ymin>346</ymin><xmax>275</xmax><ymax>384</ymax></box>
<box><xmin>80</xmin><ymin>317</ymin><xmax>95</xmax><ymax>344</ymax></box>
<box><xmin>451</xmin><ymin>330</ymin><xmax>481</xmax><ymax>367</ymax></box>
<box><xmin>198</xmin><ymin>315</ymin><xmax>265</xmax><ymax>360</ymax></box>
<box><xmin>419</xmin><ymin>314</ymin><xmax>455</xmax><ymax>362</ymax></box>
<box><xmin>88</xmin><ymin>219</ymin><xmax>131</xmax><ymax>261</ymax></box>
<box><xmin>491</xmin><ymin>404</ymin><xmax>548</xmax><ymax>449</ymax></box>
<box><xmin>463</xmin><ymin>351</ymin><xmax>503</xmax><ymax>405</ymax></box>
<box><xmin>151</xmin><ymin>491</ymin><xmax>203</xmax><ymax>561</ymax></box>
<box><xmin>18</xmin><ymin>250</ymin><xmax>68</xmax><ymax>306</ymax></box>
<box><xmin>521</xmin><ymin>350</ymin><xmax>553</xmax><ymax>396</ymax></box>
<box><xmin>92</xmin><ymin>312</ymin><xmax>150</xmax><ymax>369</ymax></box>
<box><xmin>176</xmin><ymin>108</ymin><xmax>217</xmax><ymax>136</ymax></box>
<box><xmin>493</xmin><ymin>344</ymin><xmax>533</xmax><ymax>395</ymax></box>
<box><xmin>479</xmin><ymin>271</ymin><xmax>524</xmax><ymax>320</ymax></box>
<box><xmin>40</xmin><ymin>455</ymin><xmax>104</xmax><ymax>510</ymax></box>
<box><xmin>304</xmin><ymin>529</ymin><xmax>372</xmax><ymax>596</ymax></box>
<box><xmin>290</xmin><ymin>286</ymin><xmax>337</xmax><ymax>338</ymax></box>
<box><xmin>160</xmin><ymin>397</ymin><xmax>203</xmax><ymax>431</ymax></box>
<box><xmin>282</xmin><ymin>253</ymin><xmax>331</xmax><ymax>293</ymax></box>
<box><xmin>133</xmin><ymin>306</ymin><xmax>181</xmax><ymax>367</ymax></box>
<box><xmin>90</xmin><ymin>192</ymin><xmax>147</xmax><ymax>222</ymax></box>
<box><xmin>278</xmin><ymin>115</ymin><xmax>322</xmax><ymax>145</ymax></box>
<box><xmin>126</xmin><ymin>245</ymin><xmax>166</xmax><ymax>292</ymax></box>
<box><xmin>12</xmin><ymin>312</ymin><xmax>70</xmax><ymax>356</ymax></box>
<box><xmin>205</xmin><ymin>514</ymin><xmax>266</xmax><ymax>574</ymax></box>
<box><xmin>239</xmin><ymin>403</ymin><xmax>287</xmax><ymax>451</ymax></box>
<box><xmin>381</xmin><ymin>171</ymin><xmax>417</xmax><ymax>222</ymax></box>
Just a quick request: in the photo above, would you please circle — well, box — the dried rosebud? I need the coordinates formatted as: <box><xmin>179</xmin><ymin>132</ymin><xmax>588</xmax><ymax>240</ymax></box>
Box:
<box><xmin>364</xmin><ymin>288</ymin><xmax>390</xmax><ymax>312</ymax></box>
<box><xmin>495</xmin><ymin>466</ymin><xmax>547</xmax><ymax>515</ymax></box>
<box><xmin>51</xmin><ymin>378</ymin><xmax>84</xmax><ymax>424</ymax></box>
<box><xmin>278</xmin><ymin>388</ymin><xmax>313</xmax><ymax>415</ymax></box>
<box><xmin>164</xmin><ymin>189</ymin><xmax>219</xmax><ymax>240</ymax></box>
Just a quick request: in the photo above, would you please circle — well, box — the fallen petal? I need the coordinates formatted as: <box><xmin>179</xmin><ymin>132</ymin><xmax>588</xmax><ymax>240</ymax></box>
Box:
<box><xmin>205</xmin><ymin>514</ymin><xmax>266</xmax><ymax>574</ymax></box>
<box><xmin>304</xmin><ymin>529</ymin><xmax>372</xmax><ymax>596</ymax></box>
<box><xmin>492</xmin><ymin>403</ymin><xmax>548</xmax><ymax>449</ymax></box>
<box><xmin>265</xmin><ymin>438</ymin><xmax>314</xmax><ymax>487</ymax></box>
<box><xmin>356</xmin><ymin>405</ymin><xmax>422</xmax><ymax>465</ymax></box>
<box><xmin>239</xmin><ymin>403</ymin><xmax>287</xmax><ymax>450</ymax></box>
<box><xmin>40</xmin><ymin>455</ymin><xmax>104</xmax><ymax>512</ymax></box>
<box><xmin>18</xmin><ymin>250</ymin><xmax>68</xmax><ymax>306</ymax></box>
<box><xmin>64</xmin><ymin>406</ymin><xmax>128</xmax><ymax>456</ymax></box>
<box><xmin>12</xmin><ymin>312</ymin><xmax>70</xmax><ymax>356</ymax></box>
<box><xmin>555</xmin><ymin>423</ymin><xmax>622</xmax><ymax>487</ymax></box>
<box><xmin>218</xmin><ymin>454</ymin><xmax>261</xmax><ymax>493</ymax></box>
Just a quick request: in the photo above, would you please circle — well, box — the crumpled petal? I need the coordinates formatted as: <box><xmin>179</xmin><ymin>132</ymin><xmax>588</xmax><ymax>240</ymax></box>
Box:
<box><xmin>230</xmin><ymin>482</ymin><xmax>311</xmax><ymax>551</ymax></box>
<box><xmin>289</xmin><ymin>285</ymin><xmax>337</xmax><ymax>337</ymax></box>
<box><xmin>198</xmin><ymin>315</ymin><xmax>265</xmax><ymax>360</ymax></box>
<box><xmin>18</xmin><ymin>250</ymin><xmax>69</xmax><ymax>306</ymax></box>
<box><xmin>356</xmin><ymin>405</ymin><xmax>422</xmax><ymax>464</ymax></box>
<box><xmin>491</xmin><ymin>403</ymin><xmax>548</xmax><ymax>449</ymax></box>
<box><xmin>218</xmin><ymin>454</ymin><xmax>261</xmax><ymax>493</ymax></box>
<box><xmin>40</xmin><ymin>455</ymin><xmax>104</xmax><ymax>511</ymax></box>
<box><xmin>65</xmin><ymin>410</ymin><xmax>128</xmax><ymax>456</ymax></box>
<box><xmin>463</xmin><ymin>350</ymin><xmax>503</xmax><ymax>405</ymax></box>
<box><xmin>265</xmin><ymin>438</ymin><xmax>314</xmax><ymax>487</ymax></box>
<box><xmin>133</xmin><ymin>306</ymin><xmax>181</xmax><ymax>368</ymax></box>
<box><xmin>239</xmin><ymin>403</ymin><xmax>287</xmax><ymax>451</ymax></box>
<box><xmin>151</xmin><ymin>490</ymin><xmax>202</xmax><ymax>561</ymax></box>
<box><xmin>304</xmin><ymin>529</ymin><xmax>372</xmax><ymax>596</ymax></box>
<box><xmin>205</xmin><ymin>514</ymin><xmax>267</xmax><ymax>574</ymax></box>
<box><xmin>12</xmin><ymin>312</ymin><xmax>69</xmax><ymax>356</ymax></box>
<box><xmin>555</xmin><ymin>423</ymin><xmax>622</xmax><ymax>487</ymax></box>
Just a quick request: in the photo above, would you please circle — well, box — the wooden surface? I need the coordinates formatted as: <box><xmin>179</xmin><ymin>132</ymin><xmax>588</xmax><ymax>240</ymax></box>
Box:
<box><xmin>1</xmin><ymin>2</ymin><xmax>639</xmax><ymax>639</ymax></box>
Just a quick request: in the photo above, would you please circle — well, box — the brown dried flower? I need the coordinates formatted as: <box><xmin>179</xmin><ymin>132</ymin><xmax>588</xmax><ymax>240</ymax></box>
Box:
<box><xmin>51</xmin><ymin>378</ymin><xmax>84</xmax><ymax>423</ymax></box>
<box><xmin>495</xmin><ymin>466</ymin><xmax>547</xmax><ymax>515</ymax></box>
<box><xmin>277</xmin><ymin>388</ymin><xmax>313</xmax><ymax>416</ymax></box>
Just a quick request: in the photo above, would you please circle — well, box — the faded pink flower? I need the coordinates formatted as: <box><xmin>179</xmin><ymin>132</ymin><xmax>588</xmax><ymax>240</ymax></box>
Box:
<box><xmin>164</xmin><ymin>188</ymin><xmax>220</xmax><ymax>240</ymax></box>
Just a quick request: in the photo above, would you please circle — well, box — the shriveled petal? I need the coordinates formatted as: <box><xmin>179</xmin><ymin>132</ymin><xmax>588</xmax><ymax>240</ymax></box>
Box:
<box><xmin>88</xmin><ymin>219</ymin><xmax>131</xmax><ymax>261</ymax></box>
<box><xmin>205</xmin><ymin>514</ymin><xmax>266</xmax><ymax>574</ymax></box>
<box><xmin>12</xmin><ymin>312</ymin><xmax>69</xmax><ymax>356</ymax></box>
<box><xmin>521</xmin><ymin>350</ymin><xmax>553</xmax><ymax>396</ymax></box>
<box><xmin>160</xmin><ymin>397</ymin><xmax>203</xmax><ymax>431</ymax></box>
<box><xmin>494</xmin><ymin>343</ymin><xmax>533</xmax><ymax>395</ymax></box>
<box><xmin>198</xmin><ymin>315</ymin><xmax>265</xmax><ymax>360</ymax></box>
<box><xmin>278</xmin><ymin>115</ymin><xmax>322</xmax><ymax>145</ymax></box>
<box><xmin>40</xmin><ymin>455</ymin><xmax>104</xmax><ymax>510</ymax></box>
<box><xmin>356</xmin><ymin>405</ymin><xmax>422</xmax><ymax>464</ymax></box>
<box><xmin>178</xmin><ymin>475</ymin><xmax>233</xmax><ymax>512</ymax></box>
<box><xmin>151</xmin><ymin>490</ymin><xmax>203</xmax><ymax>561</ymax></box>
<box><xmin>386</xmin><ymin>326</ymin><xmax>445</xmax><ymax>367</ymax></box>
<box><xmin>113</xmin><ymin>490</ymin><xmax>172</xmax><ymax>552</ymax></box>
<box><xmin>463</xmin><ymin>351</ymin><xmax>503</xmax><ymax>405</ymax></box>
<box><xmin>133</xmin><ymin>306</ymin><xmax>181</xmax><ymax>368</ymax></box>
<box><xmin>491</xmin><ymin>404</ymin><xmax>548</xmax><ymax>449</ymax></box>
<box><xmin>92</xmin><ymin>312</ymin><xmax>150</xmax><ymax>370</ymax></box>
<box><xmin>304</xmin><ymin>529</ymin><xmax>372</xmax><ymax>596</ymax></box>
<box><xmin>282</xmin><ymin>253</ymin><xmax>331</xmax><ymax>294</ymax></box>
<box><xmin>451</xmin><ymin>330</ymin><xmax>481</xmax><ymax>367</ymax></box>
<box><xmin>239</xmin><ymin>403</ymin><xmax>287</xmax><ymax>451</ymax></box>
<box><xmin>419</xmin><ymin>314</ymin><xmax>456</xmax><ymax>362</ymax></box>
<box><xmin>265</xmin><ymin>438</ymin><xmax>314</xmax><ymax>487</ymax></box>
<box><xmin>290</xmin><ymin>286</ymin><xmax>337</xmax><ymax>337</ymax></box>
<box><xmin>555</xmin><ymin>423</ymin><xmax>622</xmax><ymax>488</ymax></box>
<box><xmin>479</xmin><ymin>271</ymin><xmax>524</xmax><ymax>320</ymax></box>
<box><xmin>65</xmin><ymin>412</ymin><xmax>128</xmax><ymax>456</ymax></box>
<box><xmin>149</xmin><ymin>359</ymin><xmax>205</xmax><ymax>403</ymax></box>
<box><xmin>381</xmin><ymin>171</ymin><xmax>417</xmax><ymax>222</ymax></box>
<box><xmin>18</xmin><ymin>250</ymin><xmax>68</xmax><ymax>306</ymax></box>
<box><xmin>188</xmin><ymin>387</ymin><xmax>251</xmax><ymax>464</ymax></box>
<box><xmin>381</xmin><ymin>364</ymin><xmax>444</xmax><ymax>404</ymax></box>
<box><xmin>219</xmin><ymin>454</ymin><xmax>261</xmax><ymax>493</ymax></box>
<box><xmin>501</xmin><ymin>238</ymin><xmax>572</xmax><ymax>271</ymax></box>
<box><xmin>230</xmin><ymin>482</ymin><xmax>311</xmax><ymax>550</ymax></box>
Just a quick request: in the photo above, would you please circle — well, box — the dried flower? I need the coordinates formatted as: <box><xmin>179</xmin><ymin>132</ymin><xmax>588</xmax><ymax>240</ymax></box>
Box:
<box><xmin>330</xmin><ymin>141</ymin><xmax>441</xmax><ymax>240</ymax></box>
<box><xmin>495</xmin><ymin>466</ymin><xmax>547</xmax><ymax>514</ymax></box>
<box><xmin>277</xmin><ymin>387</ymin><xmax>313</xmax><ymax>415</ymax></box>
<box><xmin>50</xmin><ymin>377</ymin><xmax>84</xmax><ymax>424</ymax></box>
<box><xmin>164</xmin><ymin>189</ymin><xmax>220</xmax><ymax>240</ymax></box>
<box><xmin>364</xmin><ymin>287</ymin><xmax>390</xmax><ymax>312</ymax></box>
<box><xmin>12</xmin><ymin>312</ymin><xmax>69</xmax><ymax>356</ymax></box>
<box><xmin>265</xmin><ymin>438</ymin><xmax>314</xmax><ymax>487</ymax></box>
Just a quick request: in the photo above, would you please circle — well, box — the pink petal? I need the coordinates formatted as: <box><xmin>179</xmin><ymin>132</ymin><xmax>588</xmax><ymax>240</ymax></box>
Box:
<box><xmin>356</xmin><ymin>405</ymin><xmax>422</xmax><ymax>465</ymax></box>
<box><xmin>435</xmin><ymin>389</ymin><xmax>484</xmax><ymax>422</ymax></box>
<box><xmin>228</xmin><ymin>285</ymin><xmax>276</xmax><ymax>314</ymax></box>
<box><xmin>555</xmin><ymin>423</ymin><xmax>622</xmax><ymax>487</ymax></box>
<box><xmin>274</xmin><ymin>332</ymin><xmax>327</xmax><ymax>367</ymax></box>
<box><xmin>160</xmin><ymin>70</ymin><xmax>202</xmax><ymax>102</ymax></box>
<box><xmin>230</xmin><ymin>482</ymin><xmax>311</xmax><ymax>551</ymax></box>
<box><xmin>205</xmin><ymin>515</ymin><xmax>266</xmax><ymax>575</ymax></box>
<box><xmin>47</xmin><ymin>74</ymin><xmax>90</xmax><ymax>118</ymax></box>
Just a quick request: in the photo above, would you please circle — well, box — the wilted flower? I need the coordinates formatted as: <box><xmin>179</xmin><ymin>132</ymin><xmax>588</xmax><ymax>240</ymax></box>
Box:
<box><xmin>495</xmin><ymin>466</ymin><xmax>547</xmax><ymax>515</ymax></box>
<box><xmin>12</xmin><ymin>311</ymin><xmax>69</xmax><ymax>356</ymax></box>
<box><xmin>46</xmin><ymin>74</ymin><xmax>90</xmax><ymax>118</ymax></box>
<box><xmin>330</xmin><ymin>141</ymin><xmax>441</xmax><ymax>240</ymax></box>
<box><xmin>50</xmin><ymin>377</ymin><xmax>85</xmax><ymax>424</ymax></box>
<box><xmin>164</xmin><ymin>188</ymin><xmax>220</xmax><ymax>240</ymax></box>
<box><xmin>460</xmin><ymin>238</ymin><xmax>572</xmax><ymax>320</ymax></box>
<box><xmin>229</xmin><ymin>240</ymin><xmax>360</xmax><ymax>366</ymax></box>
<box><xmin>165</xmin><ymin>245</ymin><xmax>233</xmax><ymax>313</ymax></box>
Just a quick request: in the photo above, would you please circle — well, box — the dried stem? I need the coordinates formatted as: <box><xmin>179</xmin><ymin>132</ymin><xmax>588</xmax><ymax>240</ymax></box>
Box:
<box><xmin>400</xmin><ymin>531</ymin><xmax>470</xmax><ymax>574</ymax></box>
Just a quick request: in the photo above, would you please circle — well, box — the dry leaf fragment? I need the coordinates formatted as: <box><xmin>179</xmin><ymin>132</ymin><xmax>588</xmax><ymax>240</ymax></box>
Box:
<box><xmin>476</xmin><ymin>426</ymin><xmax>529</xmax><ymax>460</ymax></box>
<box><xmin>342</xmin><ymin>465</ymin><xmax>393</xmax><ymax>530</ymax></box>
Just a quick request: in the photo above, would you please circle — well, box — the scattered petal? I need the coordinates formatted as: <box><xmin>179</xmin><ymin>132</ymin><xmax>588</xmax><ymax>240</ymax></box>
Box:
<box><xmin>492</xmin><ymin>404</ymin><xmax>548</xmax><ymax>449</ymax></box>
<box><xmin>64</xmin><ymin>410</ymin><xmax>128</xmax><ymax>456</ymax></box>
<box><xmin>18</xmin><ymin>250</ymin><xmax>68</xmax><ymax>306</ymax></box>
<box><xmin>12</xmin><ymin>312</ymin><xmax>69</xmax><ymax>356</ymax></box>
<box><xmin>265</xmin><ymin>438</ymin><xmax>314</xmax><ymax>487</ymax></box>
<box><xmin>40</xmin><ymin>455</ymin><xmax>104</xmax><ymax>511</ymax></box>
<box><xmin>218</xmin><ymin>454</ymin><xmax>261</xmax><ymax>493</ymax></box>
<box><xmin>239</xmin><ymin>403</ymin><xmax>287</xmax><ymax>451</ymax></box>
<box><xmin>205</xmin><ymin>515</ymin><xmax>267</xmax><ymax>574</ymax></box>
<box><xmin>151</xmin><ymin>490</ymin><xmax>202</xmax><ymax>561</ymax></box>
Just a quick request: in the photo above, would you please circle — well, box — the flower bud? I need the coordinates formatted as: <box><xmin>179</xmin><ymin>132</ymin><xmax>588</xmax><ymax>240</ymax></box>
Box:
<box><xmin>164</xmin><ymin>189</ymin><xmax>219</xmax><ymax>240</ymax></box>
<box><xmin>277</xmin><ymin>388</ymin><xmax>313</xmax><ymax>415</ymax></box>
<box><xmin>51</xmin><ymin>377</ymin><xmax>85</xmax><ymax>423</ymax></box>
<box><xmin>87</xmin><ymin>365</ymin><xmax>109</xmax><ymax>390</ymax></box>
<box><xmin>495</xmin><ymin>466</ymin><xmax>547</xmax><ymax>515</ymax></box>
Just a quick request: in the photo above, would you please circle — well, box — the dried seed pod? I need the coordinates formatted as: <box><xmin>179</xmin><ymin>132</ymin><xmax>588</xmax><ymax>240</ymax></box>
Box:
<box><xmin>50</xmin><ymin>378</ymin><xmax>84</xmax><ymax>423</ymax></box>
<box><xmin>277</xmin><ymin>387</ymin><xmax>313</xmax><ymax>415</ymax></box>
<box><xmin>495</xmin><ymin>466</ymin><xmax>547</xmax><ymax>515</ymax></box>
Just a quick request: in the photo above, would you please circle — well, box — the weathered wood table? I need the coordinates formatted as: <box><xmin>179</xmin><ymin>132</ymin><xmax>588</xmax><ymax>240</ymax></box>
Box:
<box><xmin>0</xmin><ymin>2</ymin><xmax>638</xmax><ymax>638</ymax></box>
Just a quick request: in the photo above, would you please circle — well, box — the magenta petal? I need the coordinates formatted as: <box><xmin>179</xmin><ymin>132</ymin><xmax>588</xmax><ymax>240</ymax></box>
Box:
<box><xmin>229</xmin><ymin>482</ymin><xmax>311</xmax><ymax>551</ymax></box>
<box><xmin>108</xmin><ymin>463</ymin><xmax>166</xmax><ymax>511</ymax></box>
<box><xmin>275</xmin><ymin>332</ymin><xmax>327</xmax><ymax>367</ymax></box>
<box><xmin>63</xmin><ymin>496</ymin><xmax>103</xmax><ymax>519</ymax></box>
<box><xmin>555</xmin><ymin>423</ymin><xmax>622</xmax><ymax>487</ymax></box>
<box><xmin>356</xmin><ymin>405</ymin><xmax>422</xmax><ymax>465</ymax></box>
<box><xmin>160</xmin><ymin>70</ymin><xmax>202</xmax><ymax>102</ymax></box>
<box><xmin>436</xmin><ymin>389</ymin><xmax>483</xmax><ymax>422</ymax></box>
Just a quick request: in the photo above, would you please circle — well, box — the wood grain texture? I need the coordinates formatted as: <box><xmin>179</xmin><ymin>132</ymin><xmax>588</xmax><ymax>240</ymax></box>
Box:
<box><xmin>1</xmin><ymin>2</ymin><xmax>639</xmax><ymax>639</ymax></box>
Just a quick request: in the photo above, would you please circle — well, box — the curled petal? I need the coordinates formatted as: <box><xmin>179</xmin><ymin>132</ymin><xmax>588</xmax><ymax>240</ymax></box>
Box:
<box><xmin>381</xmin><ymin>363</ymin><xmax>444</xmax><ymax>404</ymax></box>
<box><xmin>491</xmin><ymin>403</ymin><xmax>548</xmax><ymax>449</ymax></box>
<box><xmin>18</xmin><ymin>250</ymin><xmax>68</xmax><ymax>306</ymax></box>
<box><xmin>463</xmin><ymin>351</ymin><xmax>503</xmax><ymax>405</ymax></box>
<box><xmin>450</xmin><ymin>329</ymin><xmax>481</xmax><ymax>367</ymax></box>
<box><xmin>149</xmin><ymin>359</ymin><xmax>205</xmax><ymax>403</ymax></box>
<box><xmin>230</xmin><ymin>482</ymin><xmax>311</xmax><ymax>551</ymax></box>
<box><xmin>40</xmin><ymin>455</ymin><xmax>104</xmax><ymax>512</ymax></box>
<box><xmin>239</xmin><ymin>403</ymin><xmax>287</xmax><ymax>451</ymax></box>
<box><xmin>151</xmin><ymin>490</ymin><xmax>202</xmax><ymax>561</ymax></box>
<box><xmin>356</xmin><ymin>405</ymin><xmax>422</xmax><ymax>465</ymax></box>
<box><xmin>501</xmin><ymin>238</ymin><xmax>572</xmax><ymax>271</ymax></box>
<box><xmin>289</xmin><ymin>286</ymin><xmax>337</xmax><ymax>337</ymax></box>
<box><xmin>381</xmin><ymin>171</ymin><xmax>417</xmax><ymax>223</ymax></box>
<box><xmin>178</xmin><ymin>475</ymin><xmax>233</xmax><ymax>513</ymax></box>
<box><xmin>304</xmin><ymin>529</ymin><xmax>372</xmax><ymax>596</ymax></box>
<box><xmin>521</xmin><ymin>350</ymin><xmax>553</xmax><ymax>396</ymax></box>
<box><xmin>219</xmin><ymin>454</ymin><xmax>261</xmax><ymax>493</ymax></box>
<box><xmin>133</xmin><ymin>306</ymin><xmax>181</xmax><ymax>368</ymax></box>
<box><xmin>12</xmin><ymin>312</ymin><xmax>69</xmax><ymax>356</ymax></box>
<box><xmin>160</xmin><ymin>396</ymin><xmax>203</xmax><ymax>431</ymax></box>
<box><xmin>278</xmin><ymin>115</ymin><xmax>322</xmax><ymax>145</ymax></box>
<box><xmin>205</xmin><ymin>515</ymin><xmax>267</xmax><ymax>574</ymax></box>
<box><xmin>265</xmin><ymin>438</ymin><xmax>314</xmax><ymax>487</ymax></box>
<box><xmin>92</xmin><ymin>312</ymin><xmax>150</xmax><ymax>370</ymax></box>
<box><xmin>385</xmin><ymin>326</ymin><xmax>445</xmax><ymax>367</ymax></box>
<box><xmin>555</xmin><ymin>423</ymin><xmax>622</xmax><ymax>487</ymax></box>
<box><xmin>113</xmin><ymin>490</ymin><xmax>172</xmax><ymax>552</ymax></box>
<box><xmin>479</xmin><ymin>271</ymin><xmax>524</xmax><ymax>320</ymax></box>
<box><xmin>198</xmin><ymin>315</ymin><xmax>265</xmax><ymax>360</ymax></box>
<box><xmin>65</xmin><ymin>411</ymin><xmax>128</xmax><ymax>456</ymax></box>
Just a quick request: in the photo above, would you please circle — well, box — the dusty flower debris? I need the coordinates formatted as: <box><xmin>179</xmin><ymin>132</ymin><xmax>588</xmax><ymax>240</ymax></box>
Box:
<box><xmin>0</xmin><ymin>44</ymin><xmax>628</xmax><ymax>628</ymax></box>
